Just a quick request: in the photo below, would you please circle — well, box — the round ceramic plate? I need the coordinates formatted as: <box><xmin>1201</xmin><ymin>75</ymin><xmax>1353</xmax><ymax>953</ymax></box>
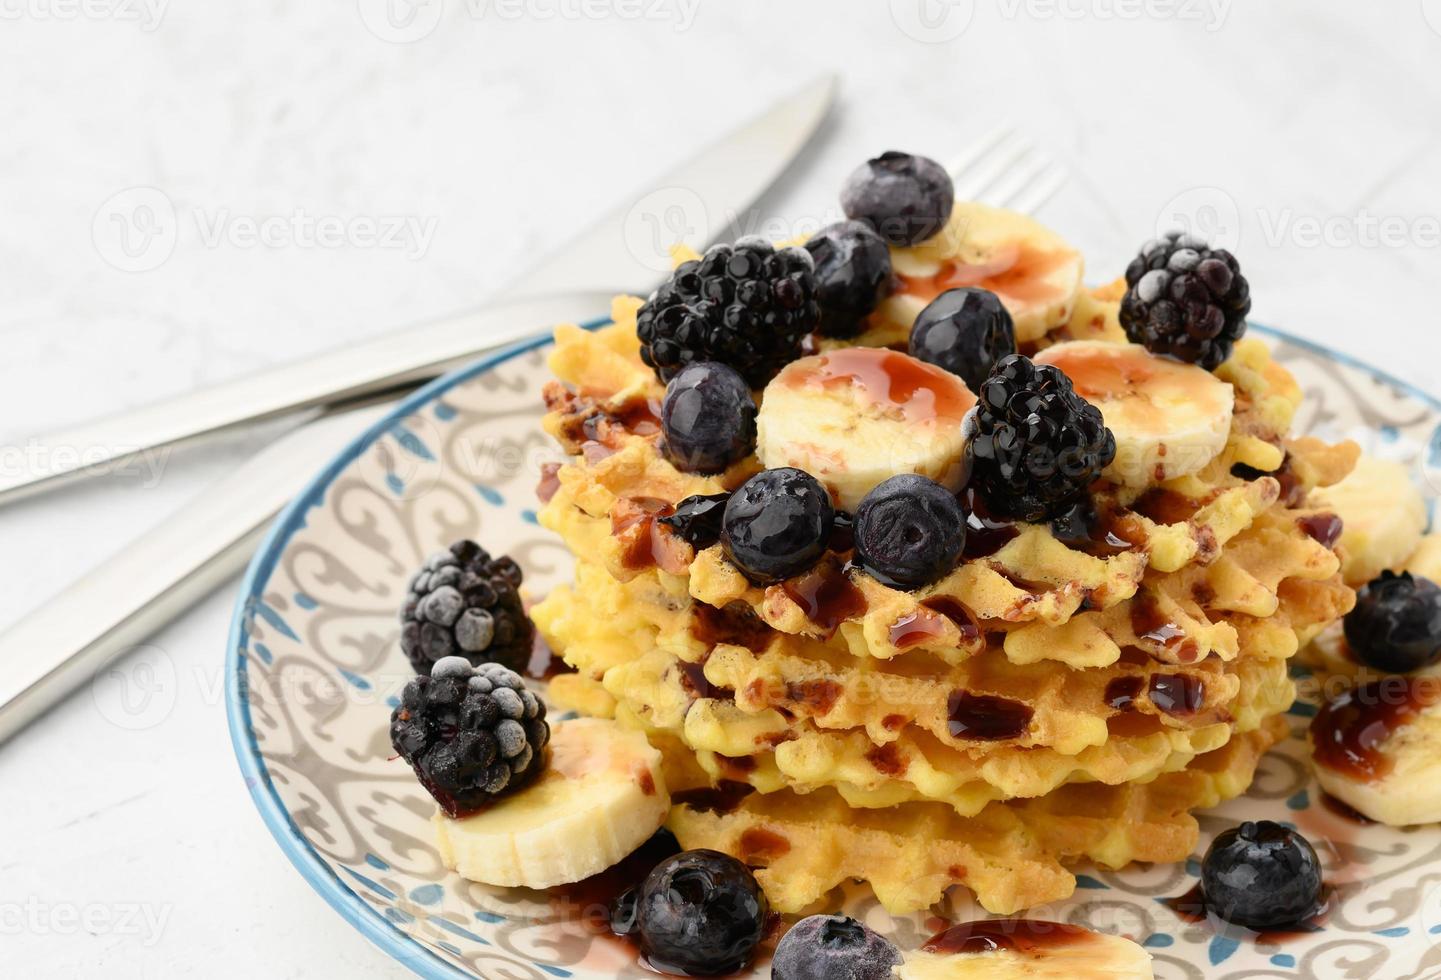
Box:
<box><xmin>226</xmin><ymin>323</ymin><xmax>1441</xmax><ymax>980</ymax></box>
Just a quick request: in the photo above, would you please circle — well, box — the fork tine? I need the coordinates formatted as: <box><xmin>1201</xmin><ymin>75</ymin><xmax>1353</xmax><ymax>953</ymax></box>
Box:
<box><xmin>986</xmin><ymin>152</ymin><xmax>1056</xmax><ymax>209</ymax></box>
<box><xmin>945</xmin><ymin>128</ymin><xmax>1015</xmax><ymax>185</ymax></box>
<box><xmin>952</xmin><ymin>136</ymin><xmax>1035</xmax><ymax>202</ymax></box>
<box><xmin>1008</xmin><ymin>165</ymin><xmax>1069</xmax><ymax>215</ymax></box>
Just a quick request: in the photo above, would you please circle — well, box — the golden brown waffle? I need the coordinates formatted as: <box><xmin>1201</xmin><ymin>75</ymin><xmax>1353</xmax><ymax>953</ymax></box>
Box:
<box><xmin>666</xmin><ymin>715</ymin><xmax>1290</xmax><ymax>916</ymax></box>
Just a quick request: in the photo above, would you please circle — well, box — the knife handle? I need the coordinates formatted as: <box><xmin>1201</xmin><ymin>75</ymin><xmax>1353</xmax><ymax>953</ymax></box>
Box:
<box><xmin>0</xmin><ymin>292</ymin><xmax>613</xmax><ymax>507</ymax></box>
<box><xmin>0</xmin><ymin>404</ymin><xmax>392</xmax><ymax>744</ymax></box>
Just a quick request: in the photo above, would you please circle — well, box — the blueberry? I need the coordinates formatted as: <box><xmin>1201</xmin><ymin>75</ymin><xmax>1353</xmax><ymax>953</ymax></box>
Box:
<box><xmin>909</xmin><ymin>287</ymin><xmax>1017</xmax><ymax>392</ymax></box>
<box><xmin>1201</xmin><ymin>821</ymin><xmax>1323</xmax><ymax>930</ymax></box>
<box><xmin>635</xmin><ymin>849</ymin><xmax>768</xmax><ymax>976</ymax></box>
<box><xmin>1344</xmin><ymin>570</ymin><xmax>1441</xmax><ymax>674</ymax></box>
<box><xmin>841</xmin><ymin>151</ymin><xmax>954</xmax><ymax>246</ymax></box>
<box><xmin>722</xmin><ymin>468</ymin><xmax>835</xmax><ymax>584</ymax></box>
<box><xmin>772</xmin><ymin>914</ymin><xmax>901</xmax><ymax>980</ymax></box>
<box><xmin>661</xmin><ymin>362</ymin><xmax>758</xmax><ymax>474</ymax></box>
<box><xmin>805</xmin><ymin>220</ymin><xmax>893</xmax><ymax>338</ymax></box>
<box><xmin>854</xmin><ymin>475</ymin><xmax>965</xmax><ymax>589</ymax></box>
<box><xmin>658</xmin><ymin>492</ymin><xmax>732</xmax><ymax>549</ymax></box>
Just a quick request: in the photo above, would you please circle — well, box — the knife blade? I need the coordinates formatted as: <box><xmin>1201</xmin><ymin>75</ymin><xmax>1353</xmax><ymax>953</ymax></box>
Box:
<box><xmin>0</xmin><ymin>75</ymin><xmax>837</xmax><ymax>508</ymax></box>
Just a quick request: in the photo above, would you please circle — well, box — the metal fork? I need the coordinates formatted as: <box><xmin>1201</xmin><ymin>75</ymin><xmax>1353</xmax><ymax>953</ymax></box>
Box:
<box><xmin>948</xmin><ymin>127</ymin><xmax>1068</xmax><ymax>213</ymax></box>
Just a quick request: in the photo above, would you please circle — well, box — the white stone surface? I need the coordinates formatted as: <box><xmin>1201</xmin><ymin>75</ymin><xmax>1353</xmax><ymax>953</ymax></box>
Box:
<box><xmin>1</xmin><ymin>2</ymin><xmax>1439</xmax><ymax>976</ymax></box>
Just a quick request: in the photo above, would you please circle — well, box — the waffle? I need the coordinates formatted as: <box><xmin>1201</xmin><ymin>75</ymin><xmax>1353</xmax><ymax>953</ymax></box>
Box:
<box><xmin>530</xmin><ymin>220</ymin><xmax>1357</xmax><ymax>916</ymax></box>
<box><xmin>666</xmin><ymin>715</ymin><xmax>1290</xmax><ymax>916</ymax></box>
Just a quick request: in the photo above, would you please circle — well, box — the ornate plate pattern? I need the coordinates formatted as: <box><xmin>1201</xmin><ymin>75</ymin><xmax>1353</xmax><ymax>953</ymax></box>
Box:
<box><xmin>226</xmin><ymin>324</ymin><xmax>1441</xmax><ymax>979</ymax></box>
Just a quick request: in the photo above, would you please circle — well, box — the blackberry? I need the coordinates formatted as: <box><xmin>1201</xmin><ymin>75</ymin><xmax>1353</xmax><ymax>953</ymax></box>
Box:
<box><xmin>658</xmin><ymin>492</ymin><xmax>731</xmax><ymax>550</ymax></box>
<box><xmin>1344</xmin><ymin>570</ymin><xmax>1441</xmax><ymax>674</ymax></box>
<box><xmin>389</xmin><ymin>657</ymin><xmax>550</xmax><ymax>818</ymax></box>
<box><xmin>1120</xmin><ymin>232</ymin><xmax>1251</xmax><ymax>370</ymax></box>
<box><xmin>400</xmin><ymin>540</ymin><xmax>534</xmax><ymax>675</ymax></box>
<box><xmin>841</xmin><ymin>151</ymin><xmax>954</xmax><ymax>246</ymax></box>
<box><xmin>636</xmin><ymin>238</ymin><xmax>820</xmax><ymax>388</ymax></box>
<box><xmin>805</xmin><ymin>220</ymin><xmax>893</xmax><ymax>338</ymax></box>
<box><xmin>962</xmin><ymin>354</ymin><xmax>1116</xmax><ymax>522</ymax></box>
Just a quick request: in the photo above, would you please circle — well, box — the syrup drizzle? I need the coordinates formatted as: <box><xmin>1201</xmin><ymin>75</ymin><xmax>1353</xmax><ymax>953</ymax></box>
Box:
<box><xmin>1148</xmin><ymin>673</ymin><xmax>1204</xmax><ymax>717</ymax></box>
<box><xmin>947</xmin><ymin>692</ymin><xmax>1034</xmax><ymax>741</ymax></box>
<box><xmin>1310</xmin><ymin>677</ymin><xmax>1441</xmax><ymax>782</ymax></box>
<box><xmin>1297</xmin><ymin>513</ymin><xmax>1344</xmax><ymax>550</ymax></box>
<box><xmin>960</xmin><ymin>487</ymin><xmax>1019</xmax><ymax>559</ymax></box>
<box><xmin>782</xmin><ymin>564</ymin><xmax>868</xmax><ymax>634</ymax></box>
<box><xmin>782</xmin><ymin>347</ymin><xmax>976</xmax><ymax>424</ymax></box>
<box><xmin>923</xmin><ymin>919</ymin><xmax>1096</xmax><ymax>956</ymax></box>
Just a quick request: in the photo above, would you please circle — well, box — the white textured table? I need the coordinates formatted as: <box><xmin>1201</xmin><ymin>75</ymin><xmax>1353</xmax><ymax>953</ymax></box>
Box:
<box><xmin>2</xmin><ymin>4</ymin><xmax>1439</xmax><ymax>976</ymax></box>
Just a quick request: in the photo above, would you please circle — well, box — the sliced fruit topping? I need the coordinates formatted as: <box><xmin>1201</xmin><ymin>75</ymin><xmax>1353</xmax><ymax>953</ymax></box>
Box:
<box><xmin>658</xmin><ymin>492</ymin><xmax>732</xmax><ymax>549</ymax></box>
<box><xmin>909</xmin><ymin>286</ymin><xmax>1017</xmax><ymax>392</ymax></box>
<box><xmin>637</xmin><ymin>237</ymin><xmax>819</xmax><ymax>387</ymax></box>
<box><xmin>390</xmin><ymin>657</ymin><xmax>550</xmax><ymax>818</ymax></box>
<box><xmin>400</xmin><ymin>540</ymin><xmax>533</xmax><ymax>674</ymax></box>
<box><xmin>722</xmin><ymin>468</ymin><xmax>834</xmax><ymax>585</ymax></box>
<box><xmin>1311</xmin><ymin>455</ymin><xmax>1429</xmax><ymax>586</ymax></box>
<box><xmin>1344</xmin><ymin>571</ymin><xmax>1441</xmax><ymax>674</ymax></box>
<box><xmin>632</xmin><ymin>849</ymin><xmax>769</xmax><ymax>976</ymax></box>
<box><xmin>840</xmin><ymin>150</ymin><xmax>954</xmax><ymax>247</ymax></box>
<box><xmin>1035</xmin><ymin>340</ymin><xmax>1234</xmax><ymax>488</ymax></box>
<box><xmin>899</xmin><ymin>919</ymin><xmax>1154</xmax><ymax>979</ymax></box>
<box><xmin>432</xmin><ymin>717</ymin><xmax>668</xmax><ymax>889</ymax></box>
<box><xmin>855</xmin><ymin>474</ymin><xmax>966</xmax><ymax>589</ymax></box>
<box><xmin>756</xmin><ymin>348</ymin><xmax>975</xmax><ymax>511</ymax></box>
<box><xmin>805</xmin><ymin>220</ymin><xmax>894</xmax><ymax>338</ymax></box>
<box><xmin>660</xmin><ymin>361</ymin><xmax>757</xmax><ymax>474</ymax></box>
<box><xmin>773</xmin><ymin>914</ymin><xmax>902</xmax><ymax>980</ymax></box>
<box><xmin>1200</xmin><ymin>821</ymin><xmax>1323</xmax><ymax>931</ymax></box>
<box><xmin>962</xmin><ymin>354</ymin><xmax>1116</xmax><ymax>523</ymax></box>
<box><xmin>887</xmin><ymin>201</ymin><xmax>1084</xmax><ymax>345</ymax></box>
<box><xmin>1120</xmin><ymin>232</ymin><xmax>1250</xmax><ymax>370</ymax></box>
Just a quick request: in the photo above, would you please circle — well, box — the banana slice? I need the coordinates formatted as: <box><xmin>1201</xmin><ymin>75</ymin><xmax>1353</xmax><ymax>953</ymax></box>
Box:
<box><xmin>1035</xmin><ymin>340</ymin><xmax>1233</xmax><ymax>489</ymax></box>
<box><xmin>434</xmin><ymin>717</ymin><xmax>668</xmax><ymax>889</ymax></box>
<box><xmin>896</xmin><ymin>921</ymin><xmax>1154</xmax><ymax>979</ymax></box>
<box><xmin>1310</xmin><ymin>455</ymin><xmax>1429</xmax><ymax>586</ymax></box>
<box><xmin>879</xmin><ymin>201</ymin><xmax>1085</xmax><ymax>344</ymax></box>
<box><xmin>756</xmin><ymin>347</ymin><xmax>976</xmax><ymax>511</ymax></box>
<box><xmin>1309</xmin><ymin>676</ymin><xmax>1441</xmax><ymax>827</ymax></box>
<box><xmin>1404</xmin><ymin>533</ymin><xmax>1441</xmax><ymax>582</ymax></box>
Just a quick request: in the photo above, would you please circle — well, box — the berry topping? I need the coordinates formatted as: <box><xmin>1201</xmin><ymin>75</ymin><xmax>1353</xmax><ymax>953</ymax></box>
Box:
<box><xmin>1344</xmin><ymin>570</ymin><xmax>1441</xmax><ymax>674</ymax></box>
<box><xmin>637</xmin><ymin>238</ymin><xmax>819</xmax><ymax>388</ymax></box>
<box><xmin>1201</xmin><ymin>821</ymin><xmax>1323</xmax><ymax>931</ymax></box>
<box><xmin>400</xmin><ymin>540</ymin><xmax>534</xmax><ymax>675</ymax></box>
<box><xmin>841</xmin><ymin>150</ymin><xmax>955</xmax><ymax>246</ymax></box>
<box><xmin>660</xmin><ymin>362</ymin><xmax>757</xmax><ymax>474</ymax></box>
<box><xmin>854</xmin><ymin>474</ymin><xmax>966</xmax><ymax>589</ymax></box>
<box><xmin>772</xmin><ymin>914</ymin><xmax>902</xmax><ymax>980</ymax></box>
<box><xmin>389</xmin><ymin>658</ymin><xmax>549</xmax><ymax>818</ymax></box>
<box><xmin>804</xmin><ymin>220</ymin><xmax>894</xmax><ymax>338</ymax></box>
<box><xmin>658</xmin><ymin>492</ymin><xmax>732</xmax><ymax>550</ymax></box>
<box><xmin>634</xmin><ymin>849</ymin><xmax>768</xmax><ymax>976</ymax></box>
<box><xmin>722</xmin><ymin>468</ymin><xmax>835</xmax><ymax>584</ymax></box>
<box><xmin>962</xmin><ymin>354</ymin><xmax>1116</xmax><ymax>522</ymax></box>
<box><xmin>908</xmin><ymin>287</ymin><xmax>1017</xmax><ymax>392</ymax></box>
<box><xmin>1120</xmin><ymin>232</ymin><xmax>1251</xmax><ymax>370</ymax></box>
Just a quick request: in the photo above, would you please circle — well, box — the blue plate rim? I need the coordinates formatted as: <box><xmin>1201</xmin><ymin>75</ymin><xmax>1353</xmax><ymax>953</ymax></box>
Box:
<box><xmin>223</xmin><ymin>319</ymin><xmax>1441</xmax><ymax>980</ymax></box>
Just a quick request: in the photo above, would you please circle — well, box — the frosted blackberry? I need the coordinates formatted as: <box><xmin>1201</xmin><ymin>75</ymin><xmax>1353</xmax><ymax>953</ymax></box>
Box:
<box><xmin>389</xmin><ymin>657</ymin><xmax>549</xmax><ymax>817</ymax></box>
<box><xmin>400</xmin><ymin>540</ymin><xmax>533</xmax><ymax>675</ymax></box>
<box><xmin>962</xmin><ymin>354</ymin><xmax>1116</xmax><ymax>522</ymax></box>
<box><xmin>636</xmin><ymin>238</ymin><xmax>819</xmax><ymax>388</ymax></box>
<box><xmin>1120</xmin><ymin>232</ymin><xmax>1251</xmax><ymax>370</ymax></box>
